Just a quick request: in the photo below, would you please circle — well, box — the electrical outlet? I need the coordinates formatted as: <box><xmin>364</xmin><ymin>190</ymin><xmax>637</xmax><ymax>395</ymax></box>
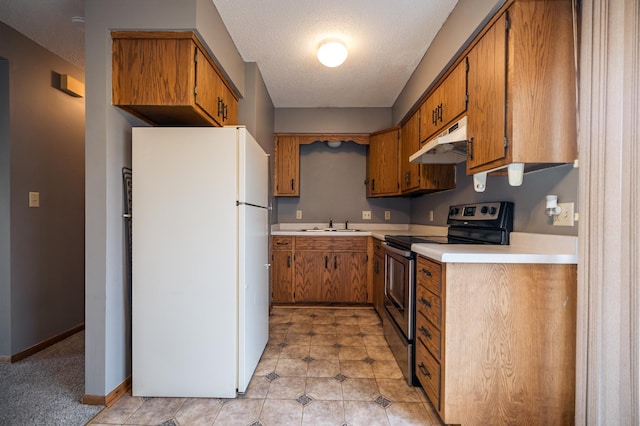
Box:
<box><xmin>384</xmin><ymin>211</ymin><xmax>391</xmax><ymax>220</ymax></box>
<box><xmin>296</xmin><ymin>210</ymin><xmax>302</xmax><ymax>219</ymax></box>
<box><xmin>553</xmin><ymin>203</ymin><xmax>574</xmax><ymax>226</ymax></box>
<box><xmin>362</xmin><ymin>210</ymin><xmax>372</xmax><ymax>220</ymax></box>
<box><xmin>429</xmin><ymin>210</ymin><xmax>434</xmax><ymax>222</ymax></box>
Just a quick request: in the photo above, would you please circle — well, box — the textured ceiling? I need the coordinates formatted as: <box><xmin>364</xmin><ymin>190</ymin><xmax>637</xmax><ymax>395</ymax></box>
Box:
<box><xmin>0</xmin><ymin>0</ymin><xmax>85</xmax><ymax>70</ymax></box>
<box><xmin>0</xmin><ymin>0</ymin><xmax>459</xmax><ymax>108</ymax></box>
<box><xmin>212</xmin><ymin>0</ymin><xmax>458</xmax><ymax>108</ymax></box>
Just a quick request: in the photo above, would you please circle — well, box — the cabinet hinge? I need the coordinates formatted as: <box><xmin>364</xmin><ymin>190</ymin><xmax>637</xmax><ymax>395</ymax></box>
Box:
<box><xmin>366</xmin><ymin>254</ymin><xmax>369</xmax><ymax>262</ymax></box>
<box><xmin>505</xmin><ymin>11</ymin><xmax>511</xmax><ymax>32</ymax></box>
<box><xmin>504</xmin><ymin>136</ymin><xmax>509</xmax><ymax>151</ymax></box>
<box><xmin>194</xmin><ymin>86</ymin><xmax>198</xmax><ymax>96</ymax></box>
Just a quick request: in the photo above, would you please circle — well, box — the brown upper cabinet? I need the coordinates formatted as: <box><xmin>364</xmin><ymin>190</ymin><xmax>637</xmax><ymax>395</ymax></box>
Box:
<box><xmin>466</xmin><ymin>0</ymin><xmax>577</xmax><ymax>177</ymax></box>
<box><xmin>368</xmin><ymin>127</ymin><xmax>401</xmax><ymax>197</ymax></box>
<box><xmin>112</xmin><ymin>31</ymin><xmax>238</xmax><ymax>127</ymax></box>
<box><xmin>274</xmin><ymin>135</ymin><xmax>300</xmax><ymax>197</ymax></box>
<box><xmin>419</xmin><ymin>59</ymin><xmax>468</xmax><ymax>144</ymax></box>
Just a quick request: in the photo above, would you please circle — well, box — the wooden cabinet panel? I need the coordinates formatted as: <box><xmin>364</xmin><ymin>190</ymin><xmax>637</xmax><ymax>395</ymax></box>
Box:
<box><xmin>271</xmin><ymin>251</ymin><xmax>293</xmax><ymax>303</ymax></box>
<box><xmin>416</xmin><ymin>256</ymin><xmax>442</xmax><ymax>296</ymax></box>
<box><xmin>112</xmin><ymin>32</ymin><xmax>238</xmax><ymax>127</ymax></box>
<box><xmin>372</xmin><ymin>239</ymin><xmax>385</xmax><ymax>317</ymax></box>
<box><xmin>368</xmin><ymin>128</ymin><xmax>400</xmax><ymax>197</ymax></box>
<box><xmin>439</xmin><ymin>60</ymin><xmax>468</xmax><ymax>132</ymax></box>
<box><xmin>294</xmin><ymin>251</ymin><xmax>324</xmax><ymax>302</ymax></box>
<box><xmin>466</xmin><ymin>12</ymin><xmax>508</xmax><ymax>171</ymax></box>
<box><xmin>292</xmin><ymin>237</ymin><xmax>368</xmax><ymax>304</ymax></box>
<box><xmin>273</xmin><ymin>135</ymin><xmax>299</xmax><ymax>196</ymax></box>
<box><xmin>400</xmin><ymin>113</ymin><xmax>421</xmax><ymax>192</ymax></box>
<box><xmin>416</xmin><ymin>337</ymin><xmax>441</xmax><ymax>411</ymax></box>
<box><xmin>419</xmin><ymin>60</ymin><xmax>468</xmax><ymax>143</ymax></box>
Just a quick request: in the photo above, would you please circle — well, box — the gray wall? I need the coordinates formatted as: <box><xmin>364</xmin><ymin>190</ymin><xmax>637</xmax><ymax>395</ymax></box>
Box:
<box><xmin>84</xmin><ymin>0</ymin><xmax>268</xmax><ymax>396</ymax></box>
<box><xmin>0</xmin><ymin>23</ymin><xmax>85</xmax><ymax>356</ymax></box>
<box><xmin>278</xmin><ymin>142</ymin><xmax>411</xmax><ymax>224</ymax></box>
<box><xmin>274</xmin><ymin>107</ymin><xmax>410</xmax><ymax>224</ymax></box>
<box><xmin>412</xmin><ymin>163</ymin><xmax>579</xmax><ymax>236</ymax></box>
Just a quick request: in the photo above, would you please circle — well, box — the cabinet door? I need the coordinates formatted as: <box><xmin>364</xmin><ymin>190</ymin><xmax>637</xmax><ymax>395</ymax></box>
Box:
<box><xmin>271</xmin><ymin>251</ymin><xmax>293</xmax><ymax>302</ymax></box>
<box><xmin>419</xmin><ymin>87</ymin><xmax>442</xmax><ymax>143</ymax></box>
<box><xmin>346</xmin><ymin>252</ymin><xmax>368</xmax><ymax>303</ymax></box>
<box><xmin>439</xmin><ymin>59</ymin><xmax>468</xmax><ymax>130</ymax></box>
<box><xmin>195</xmin><ymin>47</ymin><xmax>223</xmax><ymax>126</ymax></box>
<box><xmin>293</xmin><ymin>251</ymin><xmax>323</xmax><ymax>302</ymax></box>
<box><xmin>368</xmin><ymin>128</ymin><xmax>400</xmax><ymax>196</ymax></box>
<box><xmin>373</xmin><ymin>253</ymin><xmax>385</xmax><ymax>316</ymax></box>
<box><xmin>467</xmin><ymin>12</ymin><xmax>508</xmax><ymax>172</ymax></box>
<box><xmin>400</xmin><ymin>112</ymin><xmax>421</xmax><ymax>192</ymax></box>
<box><xmin>274</xmin><ymin>136</ymin><xmax>300</xmax><ymax>196</ymax></box>
<box><xmin>113</xmin><ymin>37</ymin><xmax>194</xmax><ymax>106</ymax></box>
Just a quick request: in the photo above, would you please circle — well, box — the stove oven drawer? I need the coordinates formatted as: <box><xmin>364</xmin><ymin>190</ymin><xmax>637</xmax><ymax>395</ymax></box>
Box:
<box><xmin>416</xmin><ymin>284</ymin><xmax>442</xmax><ymax>329</ymax></box>
<box><xmin>416</xmin><ymin>256</ymin><xmax>442</xmax><ymax>296</ymax></box>
<box><xmin>416</xmin><ymin>335</ymin><xmax>441</xmax><ymax>411</ymax></box>
<box><xmin>416</xmin><ymin>308</ymin><xmax>442</xmax><ymax>360</ymax></box>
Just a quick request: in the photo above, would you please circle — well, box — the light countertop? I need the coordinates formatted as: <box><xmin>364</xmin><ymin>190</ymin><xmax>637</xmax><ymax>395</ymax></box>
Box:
<box><xmin>271</xmin><ymin>224</ymin><xmax>577</xmax><ymax>264</ymax></box>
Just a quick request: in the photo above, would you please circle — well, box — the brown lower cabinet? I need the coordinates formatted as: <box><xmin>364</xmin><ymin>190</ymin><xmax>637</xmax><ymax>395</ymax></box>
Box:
<box><xmin>415</xmin><ymin>255</ymin><xmax>576</xmax><ymax>425</ymax></box>
<box><xmin>270</xmin><ymin>236</ymin><xmax>369</xmax><ymax>304</ymax></box>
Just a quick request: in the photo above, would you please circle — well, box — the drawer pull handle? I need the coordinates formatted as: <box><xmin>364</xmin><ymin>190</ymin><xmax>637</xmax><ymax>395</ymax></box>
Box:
<box><xmin>418</xmin><ymin>362</ymin><xmax>431</xmax><ymax>378</ymax></box>
<box><xmin>419</xmin><ymin>326</ymin><xmax>432</xmax><ymax>340</ymax></box>
<box><xmin>275</xmin><ymin>241</ymin><xmax>289</xmax><ymax>246</ymax></box>
<box><xmin>419</xmin><ymin>297</ymin><xmax>432</xmax><ymax>308</ymax></box>
<box><xmin>420</xmin><ymin>268</ymin><xmax>432</xmax><ymax>277</ymax></box>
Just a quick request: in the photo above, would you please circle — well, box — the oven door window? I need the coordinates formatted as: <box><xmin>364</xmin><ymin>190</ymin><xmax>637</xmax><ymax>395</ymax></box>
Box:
<box><xmin>385</xmin><ymin>254</ymin><xmax>406</xmax><ymax>311</ymax></box>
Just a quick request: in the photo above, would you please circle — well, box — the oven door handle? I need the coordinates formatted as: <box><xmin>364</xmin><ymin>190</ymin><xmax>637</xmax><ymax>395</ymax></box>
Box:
<box><xmin>382</xmin><ymin>242</ymin><xmax>412</xmax><ymax>258</ymax></box>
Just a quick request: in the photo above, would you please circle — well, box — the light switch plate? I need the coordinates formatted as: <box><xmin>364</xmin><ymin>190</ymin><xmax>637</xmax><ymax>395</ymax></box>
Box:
<box><xmin>29</xmin><ymin>191</ymin><xmax>40</xmax><ymax>208</ymax></box>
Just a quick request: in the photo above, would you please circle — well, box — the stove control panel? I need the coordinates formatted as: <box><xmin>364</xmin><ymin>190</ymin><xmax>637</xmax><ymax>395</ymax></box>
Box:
<box><xmin>447</xmin><ymin>202</ymin><xmax>506</xmax><ymax>221</ymax></box>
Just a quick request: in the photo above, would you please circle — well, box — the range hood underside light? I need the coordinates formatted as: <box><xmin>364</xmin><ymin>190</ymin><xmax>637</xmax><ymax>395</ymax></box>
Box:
<box><xmin>409</xmin><ymin>116</ymin><xmax>468</xmax><ymax>164</ymax></box>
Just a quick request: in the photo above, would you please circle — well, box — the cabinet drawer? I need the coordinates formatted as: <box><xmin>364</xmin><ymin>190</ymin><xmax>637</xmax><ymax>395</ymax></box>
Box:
<box><xmin>416</xmin><ymin>285</ymin><xmax>442</xmax><ymax>328</ymax></box>
<box><xmin>416</xmin><ymin>256</ymin><xmax>442</xmax><ymax>295</ymax></box>
<box><xmin>416</xmin><ymin>337</ymin><xmax>441</xmax><ymax>410</ymax></box>
<box><xmin>416</xmin><ymin>309</ymin><xmax>442</xmax><ymax>360</ymax></box>
<box><xmin>295</xmin><ymin>236</ymin><xmax>367</xmax><ymax>251</ymax></box>
<box><xmin>272</xmin><ymin>236</ymin><xmax>293</xmax><ymax>251</ymax></box>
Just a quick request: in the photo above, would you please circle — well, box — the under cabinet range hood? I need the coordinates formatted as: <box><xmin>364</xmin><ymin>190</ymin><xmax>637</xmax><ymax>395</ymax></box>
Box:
<box><xmin>409</xmin><ymin>116</ymin><xmax>468</xmax><ymax>164</ymax></box>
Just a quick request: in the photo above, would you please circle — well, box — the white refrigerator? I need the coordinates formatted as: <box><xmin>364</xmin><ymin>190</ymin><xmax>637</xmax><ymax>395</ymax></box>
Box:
<box><xmin>131</xmin><ymin>126</ymin><xmax>270</xmax><ymax>398</ymax></box>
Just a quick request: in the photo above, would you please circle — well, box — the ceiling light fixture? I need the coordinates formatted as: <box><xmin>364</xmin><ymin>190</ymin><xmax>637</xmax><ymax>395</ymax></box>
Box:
<box><xmin>317</xmin><ymin>40</ymin><xmax>348</xmax><ymax>68</ymax></box>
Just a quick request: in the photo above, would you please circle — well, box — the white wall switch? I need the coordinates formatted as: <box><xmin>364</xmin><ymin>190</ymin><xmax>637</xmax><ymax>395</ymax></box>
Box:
<box><xmin>553</xmin><ymin>202</ymin><xmax>574</xmax><ymax>226</ymax></box>
<box><xmin>384</xmin><ymin>211</ymin><xmax>391</xmax><ymax>220</ymax></box>
<box><xmin>295</xmin><ymin>210</ymin><xmax>302</xmax><ymax>219</ymax></box>
<box><xmin>29</xmin><ymin>191</ymin><xmax>40</xmax><ymax>208</ymax></box>
<box><xmin>362</xmin><ymin>210</ymin><xmax>372</xmax><ymax>220</ymax></box>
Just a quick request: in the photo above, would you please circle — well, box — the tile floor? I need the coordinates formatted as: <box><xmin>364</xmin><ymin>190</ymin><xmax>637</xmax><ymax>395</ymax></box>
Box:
<box><xmin>89</xmin><ymin>306</ymin><xmax>442</xmax><ymax>426</ymax></box>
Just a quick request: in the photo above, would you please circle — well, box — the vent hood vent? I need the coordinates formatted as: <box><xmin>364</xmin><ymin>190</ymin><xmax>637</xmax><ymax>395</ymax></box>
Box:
<box><xmin>409</xmin><ymin>116</ymin><xmax>467</xmax><ymax>164</ymax></box>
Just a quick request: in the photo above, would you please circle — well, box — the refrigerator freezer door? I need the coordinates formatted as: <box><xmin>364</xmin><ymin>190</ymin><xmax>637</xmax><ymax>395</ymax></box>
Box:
<box><xmin>238</xmin><ymin>128</ymin><xmax>269</xmax><ymax>208</ymax></box>
<box><xmin>237</xmin><ymin>203</ymin><xmax>269</xmax><ymax>393</ymax></box>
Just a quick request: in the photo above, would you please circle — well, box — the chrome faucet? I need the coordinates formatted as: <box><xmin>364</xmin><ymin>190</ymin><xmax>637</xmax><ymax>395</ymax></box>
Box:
<box><xmin>345</xmin><ymin>220</ymin><xmax>349</xmax><ymax>230</ymax></box>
